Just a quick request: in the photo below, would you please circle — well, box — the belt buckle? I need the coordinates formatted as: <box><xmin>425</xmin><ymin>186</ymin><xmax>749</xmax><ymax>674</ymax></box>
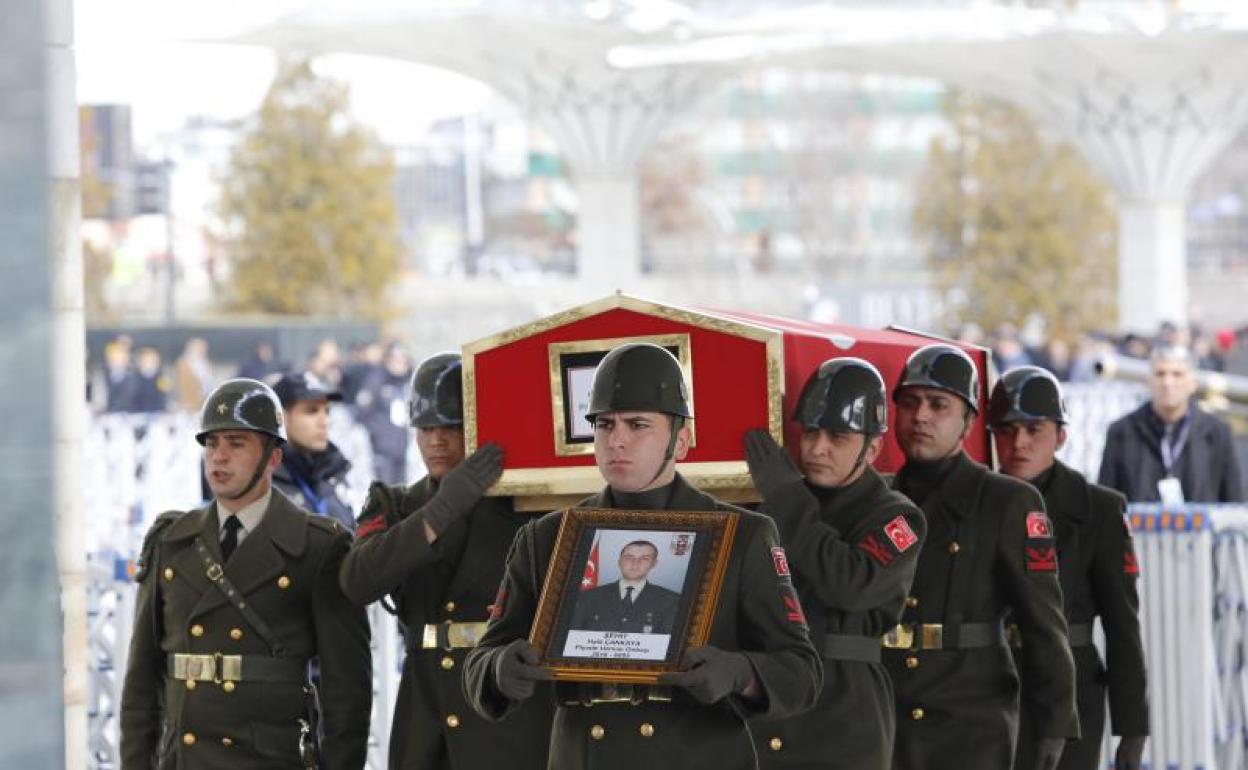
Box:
<box><xmin>598</xmin><ymin>683</ymin><xmax>633</xmax><ymax>704</ymax></box>
<box><xmin>446</xmin><ymin>622</ymin><xmax>481</xmax><ymax>649</ymax></box>
<box><xmin>220</xmin><ymin>654</ymin><xmax>242</xmax><ymax>683</ymax></box>
<box><xmin>184</xmin><ymin>654</ymin><xmax>210</xmax><ymax>682</ymax></box>
<box><xmin>920</xmin><ymin>624</ymin><xmax>944</xmax><ymax>650</ymax></box>
<box><xmin>212</xmin><ymin>652</ymin><xmax>224</xmax><ymax>684</ymax></box>
<box><xmin>882</xmin><ymin>624</ymin><xmax>914</xmax><ymax>650</ymax></box>
<box><xmin>421</xmin><ymin>624</ymin><xmax>439</xmax><ymax>650</ymax></box>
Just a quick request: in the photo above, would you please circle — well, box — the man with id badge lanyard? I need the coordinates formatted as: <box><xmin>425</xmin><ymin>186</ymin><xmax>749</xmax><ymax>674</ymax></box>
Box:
<box><xmin>1098</xmin><ymin>344</ymin><xmax>1243</xmax><ymax>504</ymax></box>
<box><xmin>272</xmin><ymin>371</ymin><xmax>358</xmax><ymax>530</ymax></box>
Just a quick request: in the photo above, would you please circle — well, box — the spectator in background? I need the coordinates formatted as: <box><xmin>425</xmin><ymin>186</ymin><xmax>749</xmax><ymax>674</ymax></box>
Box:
<box><xmin>1037</xmin><ymin>338</ymin><xmax>1072</xmax><ymax>382</ymax></box>
<box><xmin>1098</xmin><ymin>344</ymin><xmax>1244</xmax><ymax>503</ymax></box>
<box><xmin>103</xmin><ymin>336</ymin><xmax>138</xmax><ymax>413</ymax></box>
<box><xmin>355</xmin><ymin>342</ymin><xmax>413</xmax><ymax>484</ymax></box>
<box><xmin>238</xmin><ymin>341</ymin><xmax>284</xmax><ymax>381</ymax></box>
<box><xmin>991</xmin><ymin>323</ymin><xmax>1034</xmax><ymax>372</ymax></box>
<box><xmin>271</xmin><ymin>371</ymin><xmax>355</xmax><ymax>531</ymax></box>
<box><xmin>1067</xmin><ymin>334</ymin><xmax>1105</xmax><ymax>384</ymax></box>
<box><xmin>307</xmin><ymin>338</ymin><xmax>343</xmax><ymax>388</ymax></box>
<box><xmin>131</xmin><ymin>346</ymin><xmax>169</xmax><ymax>413</ymax></box>
<box><xmin>339</xmin><ymin>341</ymin><xmax>383</xmax><ymax>404</ymax></box>
<box><xmin>1119</xmin><ymin>334</ymin><xmax>1150</xmax><ymax>360</ymax></box>
<box><xmin>173</xmin><ymin>337</ymin><xmax>212</xmax><ymax>412</ymax></box>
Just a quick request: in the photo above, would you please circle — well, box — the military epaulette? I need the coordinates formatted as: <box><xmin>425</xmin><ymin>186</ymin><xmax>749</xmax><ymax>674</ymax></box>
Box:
<box><xmin>306</xmin><ymin>515</ymin><xmax>346</xmax><ymax>537</ymax></box>
<box><xmin>133</xmin><ymin>510</ymin><xmax>183</xmax><ymax>582</ymax></box>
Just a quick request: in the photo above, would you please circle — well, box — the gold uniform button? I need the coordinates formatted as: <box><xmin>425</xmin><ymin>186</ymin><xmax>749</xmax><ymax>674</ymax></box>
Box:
<box><xmin>444</xmin><ymin>601</ymin><xmax>456</xmax><ymax>613</ymax></box>
<box><xmin>905</xmin><ymin>596</ymin><xmax>918</xmax><ymax>608</ymax></box>
<box><xmin>590</xmin><ymin>725</ymin><xmax>605</xmax><ymax>740</ymax></box>
<box><xmin>947</xmin><ymin>542</ymin><xmax>961</xmax><ymax>555</ymax></box>
<box><xmin>163</xmin><ymin>568</ymin><xmax>174</xmax><ymax>581</ymax></box>
<box><xmin>769</xmin><ymin>737</ymin><xmax>783</xmax><ymax>751</ymax></box>
<box><xmin>639</xmin><ymin>723</ymin><xmax>655</xmax><ymax>738</ymax></box>
<box><xmin>190</xmin><ymin>624</ymin><xmax>204</xmax><ymax>638</ymax></box>
<box><xmin>905</xmin><ymin>656</ymin><xmax>919</xmax><ymax>670</ymax></box>
<box><xmin>446</xmin><ymin>714</ymin><xmax>460</xmax><ymax>729</ymax></box>
<box><xmin>441</xmin><ymin>656</ymin><xmax>455</xmax><ymax>671</ymax></box>
<box><xmin>184</xmin><ymin>679</ymin><xmax>196</xmax><ymax>691</ymax></box>
<box><xmin>911</xmin><ymin>708</ymin><xmax>925</xmax><ymax>721</ymax></box>
<box><xmin>221</xmin><ymin>737</ymin><xmax>233</xmax><ymax>748</ymax></box>
<box><xmin>278</xmin><ymin>575</ymin><xmax>291</xmax><ymax>589</ymax></box>
<box><xmin>182</xmin><ymin>733</ymin><xmax>196</xmax><ymax>746</ymax></box>
<box><xmin>230</xmin><ymin>628</ymin><xmax>243</xmax><ymax>641</ymax></box>
<box><xmin>222</xmin><ymin>681</ymin><xmax>236</xmax><ymax>693</ymax></box>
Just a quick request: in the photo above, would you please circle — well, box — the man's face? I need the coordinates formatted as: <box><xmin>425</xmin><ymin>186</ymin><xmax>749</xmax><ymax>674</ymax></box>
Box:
<box><xmin>799</xmin><ymin>430</ymin><xmax>882</xmax><ymax>488</ymax></box>
<box><xmin>203</xmin><ymin>430</ymin><xmax>277</xmax><ymax>501</ymax></box>
<box><xmin>416</xmin><ymin>425</ymin><xmax>465</xmax><ymax>480</ymax></box>
<box><xmin>1149</xmin><ymin>356</ymin><xmax>1196</xmax><ymax>415</ymax></box>
<box><xmin>992</xmin><ymin>420</ymin><xmax>1066</xmax><ymax>482</ymax></box>
<box><xmin>618</xmin><ymin>543</ymin><xmax>658</xmax><ymax>581</ymax></box>
<box><xmin>894</xmin><ymin>386</ymin><xmax>971</xmax><ymax>461</ymax></box>
<box><xmin>284</xmin><ymin>399</ymin><xmax>331</xmax><ymax>452</ymax></box>
<box><xmin>593</xmin><ymin>411</ymin><xmax>691</xmax><ymax>493</ymax></box>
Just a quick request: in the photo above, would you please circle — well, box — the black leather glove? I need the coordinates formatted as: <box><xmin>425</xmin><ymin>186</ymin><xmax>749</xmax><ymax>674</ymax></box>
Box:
<box><xmin>744</xmin><ymin>429</ymin><xmax>804</xmax><ymax>500</ymax></box>
<box><xmin>492</xmin><ymin>639</ymin><xmax>549</xmax><ymax>702</ymax></box>
<box><xmin>422</xmin><ymin>443</ymin><xmax>504</xmax><ymax>535</ymax></box>
<box><xmin>1114</xmin><ymin>736</ymin><xmax>1146</xmax><ymax>769</ymax></box>
<box><xmin>658</xmin><ymin>646</ymin><xmax>756</xmax><ymax>704</ymax></box>
<box><xmin>1032</xmin><ymin>737</ymin><xmax>1066</xmax><ymax>770</ymax></box>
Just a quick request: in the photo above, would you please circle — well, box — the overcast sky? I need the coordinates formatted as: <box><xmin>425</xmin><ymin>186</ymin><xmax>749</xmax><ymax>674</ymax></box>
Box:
<box><xmin>74</xmin><ymin>0</ymin><xmax>493</xmax><ymax>149</ymax></box>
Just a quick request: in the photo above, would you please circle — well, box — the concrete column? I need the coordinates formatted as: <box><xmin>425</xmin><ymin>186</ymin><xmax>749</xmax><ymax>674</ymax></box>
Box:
<box><xmin>0</xmin><ymin>0</ymin><xmax>66</xmax><ymax>765</ymax></box>
<box><xmin>48</xmin><ymin>0</ymin><xmax>87</xmax><ymax>765</ymax></box>
<box><xmin>1117</xmin><ymin>198</ymin><xmax>1188</xmax><ymax>335</ymax></box>
<box><xmin>575</xmin><ymin>176</ymin><xmax>641</xmax><ymax>291</ymax></box>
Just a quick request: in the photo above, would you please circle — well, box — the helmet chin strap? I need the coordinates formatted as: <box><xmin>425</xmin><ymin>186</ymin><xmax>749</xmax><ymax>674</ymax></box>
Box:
<box><xmin>223</xmin><ymin>434</ymin><xmax>277</xmax><ymax>502</ymax></box>
<box><xmin>643</xmin><ymin>416</ymin><xmax>683</xmax><ymax>489</ymax></box>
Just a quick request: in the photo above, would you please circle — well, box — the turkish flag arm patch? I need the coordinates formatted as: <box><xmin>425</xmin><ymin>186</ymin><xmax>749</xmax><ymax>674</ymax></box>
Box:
<box><xmin>488</xmin><ymin>582</ymin><xmax>507</xmax><ymax>620</ymax></box>
<box><xmin>1123</xmin><ymin>548</ymin><xmax>1140</xmax><ymax>576</ymax></box>
<box><xmin>771</xmin><ymin>546</ymin><xmax>791</xmax><ymax>577</ymax></box>
<box><xmin>883</xmin><ymin>515</ymin><xmax>919</xmax><ymax>553</ymax></box>
<box><xmin>1026</xmin><ymin>511</ymin><xmax>1053</xmax><ymax>538</ymax></box>
<box><xmin>1026</xmin><ymin>545</ymin><xmax>1058</xmax><ymax>572</ymax></box>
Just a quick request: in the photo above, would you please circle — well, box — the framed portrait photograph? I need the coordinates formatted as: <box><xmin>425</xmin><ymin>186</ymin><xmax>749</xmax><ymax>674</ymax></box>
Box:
<box><xmin>529</xmin><ymin>508</ymin><xmax>738</xmax><ymax>683</ymax></box>
<box><xmin>547</xmin><ymin>333</ymin><xmax>695</xmax><ymax>456</ymax></box>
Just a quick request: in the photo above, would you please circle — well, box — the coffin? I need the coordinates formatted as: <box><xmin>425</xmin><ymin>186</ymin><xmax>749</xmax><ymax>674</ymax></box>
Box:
<box><xmin>463</xmin><ymin>293</ymin><xmax>991</xmax><ymax>510</ymax></box>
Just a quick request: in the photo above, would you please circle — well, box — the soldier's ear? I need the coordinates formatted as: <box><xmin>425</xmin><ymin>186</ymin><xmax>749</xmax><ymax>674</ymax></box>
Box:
<box><xmin>863</xmin><ymin>435</ymin><xmax>884</xmax><ymax>465</ymax></box>
<box><xmin>672</xmin><ymin>419</ymin><xmax>693</xmax><ymax>462</ymax></box>
<box><xmin>269</xmin><ymin>445</ymin><xmax>283</xmax><ymax>470</ymax></box>
<box><xmin>1055</xmin><ymin>425</ymin><xmax>1068</xmax><ymax>451</ymax></box>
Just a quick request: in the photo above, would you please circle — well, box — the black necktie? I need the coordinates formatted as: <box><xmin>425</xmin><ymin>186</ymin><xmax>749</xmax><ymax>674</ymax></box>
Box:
<box><xmin>623</xmin><ymin>586</ymin><xmax>635</xmax><ymax>609</ymax></box>
<box><xmin>221</xmin><ymin>515</ymin><xmax>242</xmax><ymax>562</ymax></box>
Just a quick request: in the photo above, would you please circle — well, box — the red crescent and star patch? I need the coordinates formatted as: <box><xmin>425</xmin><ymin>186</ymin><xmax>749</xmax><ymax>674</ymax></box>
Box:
<box><xmin>1123</xmin><ymin>550</ymin><xmax>1140</xmax><ymax>576</ymax></box>
<box><xmin>771</xmin><ymin>546</ymin><xmax>791</xmax><ymax>577</ymax></box>
<box><xmin>884</xmin><ymin>515</ymin><xmax>918</xmax><ymax>553</ymax></box>
<box><xmin>1026</xmin><ymin>511</ymin><xmax>1052</xmax><ymax>539</ymax></box>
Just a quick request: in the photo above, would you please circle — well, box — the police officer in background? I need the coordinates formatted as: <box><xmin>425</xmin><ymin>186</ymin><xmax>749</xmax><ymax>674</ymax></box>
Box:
<box><xmin>744</xmin><ymin>358</ymin><xmax>926</xmax><ymax>769</ymax></box>
<box><xmin>339</xmin><ymin>352</ymin><xmax>554</xmax><ymax>769</ymax></box>
<box><xmin>463</xmin><ymin>342</ymin><xmax>822</xmax><ymax>770</ymax></box>
<box><xmin>989</xmin><ymin>367</ymin><xmax>1148</xmax><ymax>770</ymax></box>
<box><xmin>120</xmin><ymin>378</ymin><xmax>372</xmax><ymax>769</ymax></box>
<box><xmin>272</xmin><ymin>371</ymin><xmax>356</xmax><ymax>531</ymax></box>
<box><xmin>884</xmin><ymin>344</ymin><xmax>1078</xmax><ymax>770</ymax></box>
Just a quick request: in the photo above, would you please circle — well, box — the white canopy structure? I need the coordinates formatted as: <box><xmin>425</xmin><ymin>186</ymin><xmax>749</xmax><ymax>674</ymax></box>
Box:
<box><xmin>613</xmin><ymin>3</ymin><xmax>1248</xmax><ymax>332</ymax></box>
<box><xmin>228</xmin><ymin>2</ymin><xmax>718</xmax><ymax>288</ymax></box>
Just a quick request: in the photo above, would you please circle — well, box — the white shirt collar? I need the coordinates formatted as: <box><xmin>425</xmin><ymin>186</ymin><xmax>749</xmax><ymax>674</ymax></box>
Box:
<box><xmin>620</xmin><ymin>579</ymin><xmax>647</xmax><ymax>599</ymax></box>
<box><xmin>217</xmin><ymin>487</ymin><xmax>272</xmax><ymax>541</ymax></box>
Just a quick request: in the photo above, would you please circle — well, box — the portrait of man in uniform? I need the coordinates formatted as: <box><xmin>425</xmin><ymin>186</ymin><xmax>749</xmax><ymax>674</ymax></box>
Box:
<box><xmin>568</xmin><ymin>536</ymin><xmax>686</xmax><ymax>636</ymax></box>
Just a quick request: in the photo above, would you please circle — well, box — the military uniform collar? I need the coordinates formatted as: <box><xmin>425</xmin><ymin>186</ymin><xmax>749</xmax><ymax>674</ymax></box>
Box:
<box><xmin>1041</xmin><ymin>460</ymin><xmax>1092</xmax><ymax>524</ymax></box>
<box><xmin>916</xmin><ymin>450</ymin><xmax>987</xmax><ymax>521</ymax></box>
<box><xmin>160</xmin><ymin>490</ymin><xmax>308</xmax><ymax>557</ymax></box>
<box><xmin>588</xmin><ymin>473</ymin><xmax>718</xmax><ymax>513</ymax></box>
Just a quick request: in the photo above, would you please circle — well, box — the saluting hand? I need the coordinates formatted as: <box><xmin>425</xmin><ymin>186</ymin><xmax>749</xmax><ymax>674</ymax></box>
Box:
<box><xmin>744</xmin><ymin>430</ymin><xmax>804</xmax><ymax>500</ymax></box>
<box><xmin>492</xmin><ymin>639</ymin><xmax>551</xmax><ymax>702</ymax></box>
<box><xmin>659</xmin><ymin>646</ymin><xmax>757</xmax><ymax>704</ymax></box>
<box><xmin>1032</xmin><ymin>737</ymin><xmax>1065</xmax><ymax>770</ymax></box>
<box><xmin>1114</xmin><ymin>736</ymin><xmax>1146</xmax><ymax>770</ymax></box>
<box><xmin>423</xmin><ymin>443</ymin><xmax>505</xmax><ymax>535</ymax></box>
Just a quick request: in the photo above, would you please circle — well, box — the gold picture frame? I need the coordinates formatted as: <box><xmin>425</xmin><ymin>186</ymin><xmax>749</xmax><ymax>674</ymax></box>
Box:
<box><xmin>547</xmin><ymin>333</ymin><xmax>696</xmax><ymax>457</ymax></box>
<box><xmin>530</xmin><ymin>507</ymin><xmax>738</xmax><ymax>684</ymax></box>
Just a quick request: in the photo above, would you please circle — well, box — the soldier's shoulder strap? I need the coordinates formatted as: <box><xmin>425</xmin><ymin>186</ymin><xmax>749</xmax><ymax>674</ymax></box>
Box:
<box><xmin>133</xmin><ymin>510</ymin><xmax>184</xmax><ymax>582</ymax></box>
<box><xmin>192</xmin><ymin>537</ymin><xmax>290</xmax><ymax>657</ymax></box>
<box><xmin>305</xmin><ymin>515</ymin><xmax>347</xmax><ymax>539</ymax></box>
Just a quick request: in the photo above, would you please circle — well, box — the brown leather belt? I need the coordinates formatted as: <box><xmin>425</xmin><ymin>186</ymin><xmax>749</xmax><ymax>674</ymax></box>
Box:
<box><xmin>824</xmin><ymin>634</ymin><xmax>882</xmax><ymax>663</ymax></box>
<box><xmin>419</xmin><ymin>621</ymin><xmax>489</xmax><ymax>651</ymax></box>
<box><xmin>560</xmin><ymin>682</ymin><xmax>673</xmax><ymax>707</ymax></box>
<box><xmin>882</xmin><ymin>622</ymin><xmax>1006</xmax><ymax>651</ymax></box>
<box><xmin>167</xmin><ymin>653</ymin><xmax>306</xmax><ymax>684</ymax></box>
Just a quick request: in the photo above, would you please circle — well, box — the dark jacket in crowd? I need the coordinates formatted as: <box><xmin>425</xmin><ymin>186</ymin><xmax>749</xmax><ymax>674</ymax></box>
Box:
<box><xmin>1098</xmin><ymin>401</ymin><xmax>1244</xmax><ymax>503</ymax></box>
<box><xmin>355</xmin><ymin>368</ymin><xmax>411</xmax><ymax>485</ymax></box>
<box><xmin>1014</xmin><ymin>460</ymin><xmax>1148</xmax><ymax>770</ymax></box>
<box><xmin>750</xmin><ymin>466</ymin><xmax>926</xmax><ymax>770</ymax></box>
<box><xmin>120</xmin><ymin>492</ymin><xmax>372</xmax><ymax>770</ymax></box>
<box><xmin>463</xmin><ymin>474</ymin><xmax>823</xmax><ymax>770</ymax></box>
<box><xmin>132</xmin><ymin>372</ymin><xmax>169</xmax><ymax>413</ymax></box>
<box><xmin>886</xmin><ymin>452</ymin><xmax>1079</xmax><ymax>770</ymax></box>
<box><xmin>272</xmin><ymin>442</ymin><xmax>356</xmax><ymax>531</ymax></box>
<box><xmin>339</xmin><ymin>476</ymin><xmax>553</xmax><ymax>770</ymax></box>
